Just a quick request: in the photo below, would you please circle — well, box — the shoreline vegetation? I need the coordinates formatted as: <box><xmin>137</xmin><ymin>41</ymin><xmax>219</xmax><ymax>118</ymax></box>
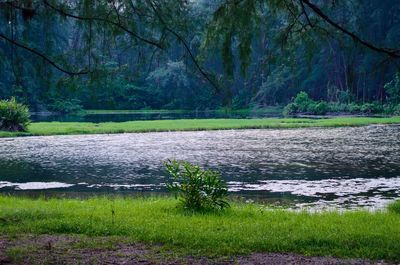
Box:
<box><xmin>79</xmin><ymin>107</ymin><xmax>284</xmax><ymax>115</ymax></box>
<box><xmin>0</xmin><ymin>116</ymin><xmax>400</xmax><ymax>138</ymax></box>
<box><xmin>28</xmin><ymin>107</ymin><xmax>285</xmax><ymax>117</ymax></box>
<box><xmin>283</xmin><ymin>91</ymin><xmax>400</xmax><ymax>116</ymax></box>
<box><xmin>0</xmin><ymin>196</ymin><xmax>399</xmax><ymax>262</ymax></box>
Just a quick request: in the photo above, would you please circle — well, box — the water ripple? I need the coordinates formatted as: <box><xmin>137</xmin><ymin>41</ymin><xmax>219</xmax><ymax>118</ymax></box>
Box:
<box><xmin>0</xmin><ymin>125</ymin><xmax>399</xmax><ymax>209</ymax></box>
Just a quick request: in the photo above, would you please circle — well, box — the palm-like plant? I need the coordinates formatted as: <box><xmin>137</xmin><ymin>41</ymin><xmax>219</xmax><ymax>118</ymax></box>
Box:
<box><xmin>164</xmin><ymin>160</ymin><xmax>229</xmax><ymax>211</ymax></box>
<box><xmin>0</xmin><ymin>97</ymin><xmax>30</xmax><ymax>132</ymax></box>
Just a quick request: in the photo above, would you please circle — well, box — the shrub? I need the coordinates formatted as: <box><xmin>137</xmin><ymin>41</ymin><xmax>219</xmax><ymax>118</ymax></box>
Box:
<box><xmin>328</xmin><ymin>102</ymin><xmax>347</xmax><ymax>113</ymax></box>
<box><xmin>382</xmin><ymin>104</ymin><xmax>400</xmax><ymax>115</ymax></box>
<box><xmin>284</xmin><ymin>92</ymin><xmax>328</xmax><ymax>115</ymax></box>
<box><xmin>164</xmin><ymin>160</ymin><xmax>230</xmax><ymax>211</ymax></box>
<box><xmin>393</xmin><ymin>104</ymin><xmax>400</xmax><ymax>115</ymax></box>
<box><xmin>314</xmin><ymin>101</ymin><xmax>329</xmax><ymax>115</ymax></box>
<box><xmin>388</xmin><ymin>200</ymin><xmax>400</xmax><ymax>214</ymax></box>
<box><xmin>360</xmin><ymin>102</ymin><xmax>383</xmax><ymax>114</ymax></box>
<box><xmin>50</xmin><ymin>99</ymin><xmax>82</xmax><ymax>114</ymax></box>
<box><xmin>283</xmin><ymin>92</ymin><xmax>316</xmax><ymax>116</ymax></box>
<box><xmin>283</xmin><ymin>91</ymin><xmax>391</xmax><ymax>115</ymax></box>
<box><xmin>294</xmin><ymin>91</ymin><xmax>313</xmax><ymax>112</ymax></box>
<box><xmin>0</xmin><ymin>97</ymin><xmax>30</xmax><ymax>132</ymax></box>
<box><xmin>283</xmin><ymin>103</ymin><xmax>298</xmax><ymax>116</ymax></box>
<box><xmin>306</xmin><ymin>101</ymin><xmax>317</xmax><ymax>113</ymax></box>
<box><xmin>383</xmin><ymin>104</ymin><xmax>393</xmax><ymax>115</ymax></box>
<box><xmin>347</xmin><ymin>103</ymin><xmax>361</xmax><ymax>113</ymax></box>
<box><xmin>304</xmin><ymin>101</ymin><xmax>328</xmax><ymax>115</ymax></box>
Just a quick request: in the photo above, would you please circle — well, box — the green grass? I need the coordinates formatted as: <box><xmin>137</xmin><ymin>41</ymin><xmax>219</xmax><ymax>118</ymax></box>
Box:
<box><xmin>0</xmin><ymin>196</ymin><xmax>399</xmax><ymax>261</ymax></box>
<box><xmin>1</xmin><ymin>116</ymin><xmax>400</xmax><ymax>138</ymax></box>
<box><xmin>388</xmin><ymin>200</ymin><xmax>400</xmax><ymax>214</ymax></box>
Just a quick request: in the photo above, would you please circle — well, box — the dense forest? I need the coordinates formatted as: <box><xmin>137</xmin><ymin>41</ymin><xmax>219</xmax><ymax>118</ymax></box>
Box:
<box><xmin>0</xmin><ymin>0</ymin><xmax>399</xmax><ymax>112</ymax></box>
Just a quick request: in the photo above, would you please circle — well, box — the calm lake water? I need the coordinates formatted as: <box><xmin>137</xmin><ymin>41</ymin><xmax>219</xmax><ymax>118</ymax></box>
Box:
<box><xmin>30</xmin><ymin>109</ymin><xmax>283</xmax><ymax>122</ymax></box>
<box><xmin>1</xmin><ymin>125</ymin><xmax>400</xmax><ymax>210</ymax></box>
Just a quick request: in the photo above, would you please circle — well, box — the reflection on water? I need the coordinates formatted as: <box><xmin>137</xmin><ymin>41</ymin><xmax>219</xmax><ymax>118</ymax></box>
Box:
<box><xmin>0</xmin><ymin>125</ymin><xmax>399</xmax><ymax>210</ymax></box>
<box><xmin>30</xmin><ymin>109</ymin><xmax>283</xmax><ymax>122</ymax></box>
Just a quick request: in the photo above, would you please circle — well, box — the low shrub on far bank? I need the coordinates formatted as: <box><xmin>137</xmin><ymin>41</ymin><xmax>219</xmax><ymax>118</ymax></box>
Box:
<box><xmin>165</xmin><ymin>160</ymin><xmax>229</xmax><ymax>211</ymax></box>
<box><xmin>284</xmin><ymin>91</ymin><xmax>399</xmax><ymax>116</ymax></box>
<box><xmin>384</xmin><ymin>104</ymin><xmax>400</xmax><ymax>115</ymax></box>
<box><xmin>314</xmin><ymin>101</ymin><xmax>329</xmax><ymax>115</ymax></box>
<box><xmin>49</xmin><ymin>99</ymin><xmax>83</xmax><ymax>114</ymax></box>
<box><xmin>360</xmin><ymin>103</ymin><xmax>384</xmax><ymax>114</ymax></box>
<box><xmin>283</xmin><ymin>92</ymin><xmax>328</xmax><ymax>115</ymax></box>
<box><xmin>0</xmin><ymin>97</ymin><xmax>30</xmax><ymax>132</ymax></box>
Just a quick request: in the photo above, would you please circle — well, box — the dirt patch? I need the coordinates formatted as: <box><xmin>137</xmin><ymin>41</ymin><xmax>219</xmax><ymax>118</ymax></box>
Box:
<box><xmin>0</xmin><ymin>234</ymin><xmax>393</xmax><ymax>265</ymax></box>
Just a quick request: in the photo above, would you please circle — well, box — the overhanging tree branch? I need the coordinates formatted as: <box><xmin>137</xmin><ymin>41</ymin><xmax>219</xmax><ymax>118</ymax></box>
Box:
<box><xmin>0</xmin><ymin>32</ymin><xmax>89</xmax><ymax>75</ymax></box>
<box><xmin>146</xmin><ymin>0</ymin><xmax>220</xmax><ymax>92</ymax></box>
<box><xmin>298</xmin><ymin>0</ymin><xmax>313</xmax><ymax>27</ymax></box>
<box><xmin>42</xmin><ymin>0</ymin><xmax>164</xmax><ymax>50</ymax></box>
<box><xmin>301</xmin><ymin>0</ymin><xmax>400</xmax><ymax>58</ymax></box>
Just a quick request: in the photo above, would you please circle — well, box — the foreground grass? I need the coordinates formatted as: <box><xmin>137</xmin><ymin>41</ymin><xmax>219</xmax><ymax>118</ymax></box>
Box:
<box><xmin>0</xmin><ymin>196</ymin><xmax>399</xmax><ymax>261</ymax></box>
<box><xmin>1</xmin><ymin>116</ymin><xmax>400</xmax><ymax>138</ymax></box>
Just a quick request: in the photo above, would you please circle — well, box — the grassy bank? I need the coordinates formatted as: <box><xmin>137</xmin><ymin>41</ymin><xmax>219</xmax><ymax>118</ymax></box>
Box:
<box><xmin>0</xmin><ymin>196</ymin><xmax>399</xmax><ymax>261</ymax></box>
<box><xmin>1</xmin><ymin>116</ymin><xmax>400</xmax><ymax>138</ymax></box>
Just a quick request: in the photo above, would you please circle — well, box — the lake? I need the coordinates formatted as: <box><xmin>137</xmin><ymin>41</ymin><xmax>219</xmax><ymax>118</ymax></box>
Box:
<box><xmin>1</xmin><ymin>125</ymin><xmax>399</xmax><ymax>210</ymax></box>
<box><xmin>30</xmin><ymin>109</ymin><xmax>283</xmax><ymax>123</ymax></box>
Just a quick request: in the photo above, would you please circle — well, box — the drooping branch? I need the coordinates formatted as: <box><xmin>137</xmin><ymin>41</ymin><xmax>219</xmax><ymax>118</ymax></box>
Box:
<box><xmin>3</xmin><ymin>1</ymin><xmax>36</xmax><ymax>20</ymax></box>
<box><xmin>3</xmin><ymin>0</ymin><xmax>218</xmax><ymax>89</ymax></box>
<box><xmin>301</xmin><ymin>0</ymin><xmax>400</xmax><ymax>58</ymax></box>
<box><xmin>0</xmin><ymin>32</ymin><xmax>89</xmax><ymax>75</ymax></box>
<box><xmin>42</xmin><ymin>0</ymin><xmax>164</xmax><ymax>50</ymax></box>
<box><xmin>298</xmin><ymin>0</ymin><xmax>313</xmax><ymax>27</ymax></box>
<box><xmin>146</xmin><ymin>0</ymin><xmax>220</xmax><ymax>92</ymax></box>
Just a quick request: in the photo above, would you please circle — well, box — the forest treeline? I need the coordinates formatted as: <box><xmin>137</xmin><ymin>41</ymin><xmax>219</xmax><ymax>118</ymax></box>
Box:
<box><xmin>0</xmin><ymin>0</ymin><xmax>399</xmax><ymax>112</ymax></box>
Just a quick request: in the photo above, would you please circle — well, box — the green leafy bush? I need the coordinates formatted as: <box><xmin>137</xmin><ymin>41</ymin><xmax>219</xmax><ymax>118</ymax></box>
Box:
<box><xmin>283</xmin><ymin>92</ymin><xmax>315</xmax><ymax>116</ymax></box>
<box><xmin>294</xmin><ymin>91</ymin><xmax>313</xmax><ymax>112</ymax></box>
<box><xmin>283</xmin><ymin>103</ymin><xmax>298</xmax><ymax>116</ymax></box>
<box><xmin>284</xmin><ymin>92</ymin><xmax>393</xmax><ymax>115</ymax></box>
<box><xmin>360</xmin><ymin>102</ymin><xmax>383</xmax><ymax>114</ymax></box>
<box><xmin>314</xmin><ymin>102</ymin><xmax>329</xmax><ymax>115</ymax></box>
<box><xmin>306</xmin><ymin>101</ymin><xmax>317</xmax><ymax>113</ymax></box>
<box><xmin>164</xmin><ymin>160</ymin><xmax>230</xmax><ymax>211</ymax></box>
<box><xmin>0</xmin><ymin>97</ymin><xmax>30</xmax><ymax>132</ymax></box>
<box><xmin>382</xmin><ymin>103</ymin><xmax>400</xmax><ymax>115</ymax></box>
<box><xmin>327</xmin><ymin>102</ymin><xmax>345</xmax><ymax>113</ymax></box>
<box><xmin>50</xmin><ymin>99</ymin><xmax>82</xmax><ymax>114</ymax></box>
<box><xmin>346</xmin><ymin>103</ymin><xmax>361</xmax><ymax>113</ymax></box>
<box><xmin>285</xmin><ymin>92</ymin><xmax>329</xmax><ymax>115</ymax></box>
<box><xmin>393</xmin><ymin>104</ymin><xmax>400</xmax><ymax>115</ymax></box>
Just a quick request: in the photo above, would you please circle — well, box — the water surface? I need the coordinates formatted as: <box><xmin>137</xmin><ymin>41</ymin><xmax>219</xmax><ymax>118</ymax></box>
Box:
<box><xmin>30</xmin><ymin>109</ymin><xmax>283</xmax><ymax>122</ymax></box>
<box><xmin>1</xmin><ymin>125</ymin><xmax>399</xmax><ymax>210</ymax></box>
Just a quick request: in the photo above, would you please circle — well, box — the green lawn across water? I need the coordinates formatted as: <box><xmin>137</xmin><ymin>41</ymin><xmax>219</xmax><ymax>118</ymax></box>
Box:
<box><xmin>0</xmin><ymin>196</ymin><xmax>399</xmax><ymax>261</ymax></box>
<box><xmin>1</xmin><ymin>116</ymin><xmax>400</xmax><ymax>138</ymax></box>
